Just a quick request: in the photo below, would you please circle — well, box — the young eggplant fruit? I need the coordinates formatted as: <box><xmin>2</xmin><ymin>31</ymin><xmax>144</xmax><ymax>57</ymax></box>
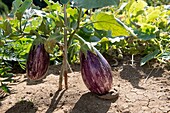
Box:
<box><xmin>80</xmin><ymin>48</ymin><xmax>113</xmax><ymax>95</ymax></box>
<box><xmin>26</xmin><ymin>41</ymin><xmax>50</xmax><ymax>80</ymax></box>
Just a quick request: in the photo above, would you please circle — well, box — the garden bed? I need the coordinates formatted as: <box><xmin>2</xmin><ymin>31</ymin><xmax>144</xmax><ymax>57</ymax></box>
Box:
<box><xmin>0</xmin><ymin>56</ymin><xmax>170</xmax><ymax>113</ymax></box>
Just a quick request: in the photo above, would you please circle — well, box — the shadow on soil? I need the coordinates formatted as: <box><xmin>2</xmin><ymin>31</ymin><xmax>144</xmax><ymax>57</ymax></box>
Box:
<box><xmin>71</xmin><ymin>92</ymin><xmax>118</xmax><ymax>113</ymax></box>
<box><xmin>46</xmin><ymin>89</ymin><xmax>66</xmax><ymax>113</ymax></box>
<box><xmin>120</xmin><ymin>64</ymin><xmax>164</xmax><ymax>89</ymax></box>
<box><xmin>26</xmin><ymin>79</ymin><xmax>45</xmax><ymax>85</ymax></box>
<box><xmin>120</xmin><ymin>65</ymin><xmax>145</xmax><ymax>89</ymax></box>
<box><xmin>5</xmin><ymin>100</ymin><xmax>38</xmax><ymax>113</ymax></box>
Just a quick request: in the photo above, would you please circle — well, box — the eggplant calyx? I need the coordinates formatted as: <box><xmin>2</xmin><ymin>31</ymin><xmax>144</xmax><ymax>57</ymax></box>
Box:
<box><xmin>74</xmin><ymin>34</ymin><xmax>97</xmax><ymax>57</ymax></box>
<box><xmin>31</xmin><ymin>37</ymin><xmax>46</xmax><ymax>50</ymax></box>
<box><xmin>80</xmin><ymin>42</ymin><xmax>96</xmax><ymax>58</ymax></box>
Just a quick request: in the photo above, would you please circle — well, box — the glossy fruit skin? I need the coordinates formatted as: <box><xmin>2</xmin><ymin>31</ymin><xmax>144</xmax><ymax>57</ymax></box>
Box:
<box><xmin>26</xmin><ymin>43</ymin><xmax>50</xmax><ymax>80</ymax></box>
<box><xmin>80</xmin><ymin>49</ymin><xmax>113</xmax><ymax>95</ymax></box>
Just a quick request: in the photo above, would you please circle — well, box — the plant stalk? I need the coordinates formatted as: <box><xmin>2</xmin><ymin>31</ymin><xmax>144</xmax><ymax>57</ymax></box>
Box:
<box><xmin>58</xmin><ymin>4</ymin><xmax>68</xmax><ymax>90</ymax></box>
<box><xmin>63</xmin><ymin>4</ymin><xmax>68</xmax><ymax>89</ymax></box>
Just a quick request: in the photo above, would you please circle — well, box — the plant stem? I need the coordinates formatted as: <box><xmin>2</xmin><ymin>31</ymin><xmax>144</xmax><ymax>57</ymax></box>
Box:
<box><xmin>59</xmin><ymin>4</ymin><xmax>68</xmax><ymax>90</ymax></box>
<box><xmin>19</xmin><ymin>19</ymin><xmax>22</xmax><ymax>32</ymax></box>
<box><xmin>63</xmin><ymin>4</ymin><xmax>68</xmax><ymax>89</ymax></box>
<box><xmin>58</xmin><ymin>64</ymin><xmax>63</xmax><ymax>90</ymax></box>
<box><xmin>59</xmin><ymin>8</ymin><xmax>82</xmax><ymax>90</ymax></box>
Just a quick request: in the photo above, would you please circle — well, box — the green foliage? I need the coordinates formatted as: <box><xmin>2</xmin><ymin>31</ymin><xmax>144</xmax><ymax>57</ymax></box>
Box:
<box><xmin>140</xmin><ymin>49</ymin><xmax>160</xmax><ymax>66</ymax></box>
<box><xmin>119</xmin><ymin>0</ymin><xmax>170</xmax><ymax>65</ymax></box>
<box><xmin>0</xmin><ymin>0</ymin><xmax>169</xmax><ymax>92</ymax></box>
<box><xmin>91</xmin><ymin>12</ymin><xmax>130</xmax><ymax>36</ymax></box>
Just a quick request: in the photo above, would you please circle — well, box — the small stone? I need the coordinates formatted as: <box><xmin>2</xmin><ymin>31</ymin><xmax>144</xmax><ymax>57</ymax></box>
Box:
<box><xmin>167</xmin><ymin>96</ymin><xmax>170</xmax><ymax>100</ymax></box>
<box><xmin>26</xmin><ymin>92</ymin><xmax>31</xmax><ymax>94</ymax></box>
<box><xmin>49</xmin><ymin>93</ymin><xmax>53</xmax><ymax>97</ymax></box>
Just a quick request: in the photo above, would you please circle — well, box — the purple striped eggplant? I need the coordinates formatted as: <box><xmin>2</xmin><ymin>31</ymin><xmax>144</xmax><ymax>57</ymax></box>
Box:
<box><xmin>26</xmin><ymin>42</ymin><xmax>50</xmax><ymax>80</ymax></box>
<box><xmin>80</xmin><ymin>48</ymin><xmax>113</xmax><ymax>95</ymax></box>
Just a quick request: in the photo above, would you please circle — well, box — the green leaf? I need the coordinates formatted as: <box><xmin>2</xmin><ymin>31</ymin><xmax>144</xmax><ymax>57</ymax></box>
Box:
<box><xmin>0</xmin><ymin>67</ymin><xmax>11</xmax><ymax>74</ymax></box>
<box><xmin>147</xmin><ymin>10</ymin><xmax>161</xmax><ymax>22</ymax></box>
<box><xmin>44</xmin><ymin>34</ymin><xmax>63</xmax><ymax>53</ymax></box>
<box><xmin>91</xmin><ymin>12</ymin><xmax>130</xmax><ymax>37</ymax></box>
<box><xmin>0</xmin><ymin>40</ymin><xmax>5</xmax><ymax>46</ymax></box>
<box><xmin>71</xmin><ymin>0</ymin><xmax>120</xmax><ymax>9</ymax></box>
<box><xmin>128</xmin><ymin>0</ymin><xmax>147</xmax><ymax>16</ymax></box>
<box><xmin>138</xmin><ymin>33</ymin><xmax>156</xmax><ymax>40</ymax></box>
<box><xmin>67</xmin><ymin>8</ymin><xmax>78</xmax><ymax>17</ymax></box>
<box><xmin>10</xmin><ymin>0</ymin><xmax>23</xmax><ymax>15</ymax></box>
<box><xmin>0</xmin><ymin>83</ymin><xmax>10</xmax><ymax>93</ymax></box>
<box><xmin>125</xmin><ymin>0</ymin><xmax>135</xmax><ymax>11</ymax></box>
<box><xmin>0</xmin><ymin>20</ymin><xmax>12</xmax><ymax>36</ymax></box>
<box><xmin>159</xmin><ymin>52</ymin><xmax>170</xmax><ymax>61</ymax></box>
<box><xmin>60</xmin><ymin>0</ymin><xmax>69</xmax><ymax>4</ymax></box>
<box><xmin>15</xmin><ymin>0</ymin><xmax>32</xmax><ymax>20</ymax></box>
<box><xmin>140</xmin><ymin>49</ymin><xmax>159</xmax><ymax>66</ymax></box>
<box><xmin>4</xmin><ymin>21</ymin><xmax>12</xmax><ymax>36</ymax></box>
<box><xmin>44</xmin><ymin>0</ymin><xmax>51</xmax><ymax>6</ymax></box>
<box><xmin>24</xmin><ymin>17</ymin><xmax>43</xmax><ymax>32</ymax></box>
<box><xmin>38</xmin><ymin>18</ymin><xmax>51</xmax><ymax>35</ymax></box>
<box><xmin>2</xmin><ymin>73</ymin><xmax>13</xmax><ymax>78</ymax></box>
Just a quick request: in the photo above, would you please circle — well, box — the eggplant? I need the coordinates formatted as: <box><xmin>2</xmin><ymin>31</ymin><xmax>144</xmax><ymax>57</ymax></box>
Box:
<box><xmin>80</xmin><ymin>48</ymin><xmax>113</xmax><ymax>95</ymax></box>
<box><xmin>26</xmin><ymin>43</ymin><xmax>50</xmax><ymax>80</ymax></box>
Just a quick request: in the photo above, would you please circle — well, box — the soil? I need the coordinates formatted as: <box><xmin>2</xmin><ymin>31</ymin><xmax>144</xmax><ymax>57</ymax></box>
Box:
<box><xmin>0</xmin><ymin>56</ymin><xmax>170</xmax><ymax>113</ymax></box>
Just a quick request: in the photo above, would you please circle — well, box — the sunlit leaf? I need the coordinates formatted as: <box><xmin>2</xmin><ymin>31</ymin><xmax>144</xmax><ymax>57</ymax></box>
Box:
<box><xmin>91</xmin><ymin>12</ymin><xmax>130</xmax><ymax>37</ymax></box>
<box><xmin>100</xmin><ymin>37</ymin><xmax>110</xmax><ymax>43</ymax></box>
<box><xmin>67</xmin><ymin>8</ymin><xmax>78</xmax><ymax>18</ymax></box>
<box><xmin>71</xmin><ymin>0</ymin><xmax>120</xmax><ymax>9</ymax></box>
<box><xmin>140</xmin><ymin>24</ymin><xmax>158</xmax><ymax>34</ymax></box>
<box><xmin>140</xmin><ymin>49</ymin><xmax>159</xmax><ymax>66</ymax></box>
<box><xmin>128</xmin><ymin>0</ymin><xmax>147</xmax><ymax>16</ymax></box>
<box><xmin>24</xmin><ymin>17</ymin><xmax>43</xmax><ymax>32</ymax></box>
<box><xmin>125</xmin><ymin>0</ymin><xmax>135</xmax><ymax>11</ymax></box>
<box><xmin>147</xmin><ymin>10</ymin><xmax>161</xmax><ymax>22</ymax></box>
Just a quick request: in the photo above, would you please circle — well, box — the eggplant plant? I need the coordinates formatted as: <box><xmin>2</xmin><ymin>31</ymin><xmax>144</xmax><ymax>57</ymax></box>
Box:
<box><xmin>1</xmin><ymin>0</ymin><xmax>133</xmax><ymax>93</ymax></box>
